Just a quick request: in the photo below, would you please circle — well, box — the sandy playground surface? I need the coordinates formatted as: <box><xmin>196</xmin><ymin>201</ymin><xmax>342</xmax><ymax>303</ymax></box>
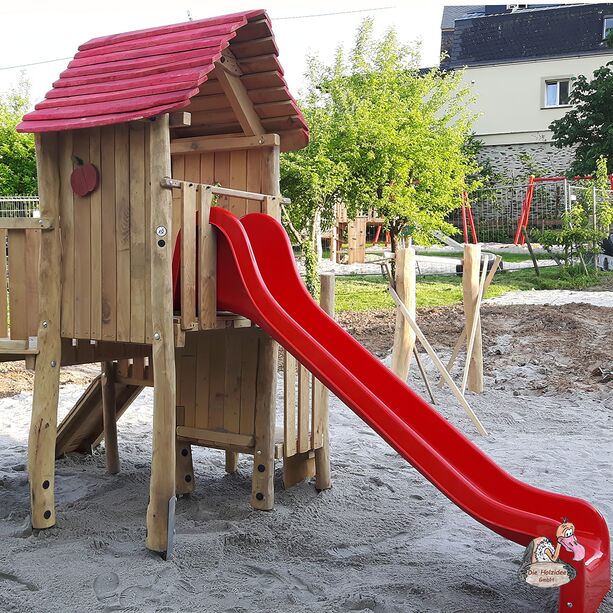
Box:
<box><xmin>0</xmin><ymin>292</ymin><xmax>612</xmax><ymax>612</ymax></box>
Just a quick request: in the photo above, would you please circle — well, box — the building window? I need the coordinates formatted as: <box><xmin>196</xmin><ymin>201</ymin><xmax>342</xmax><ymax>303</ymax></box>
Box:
<box><xmin>603</xmin><ymin>16</ymin><xmax>613</xmax><ymax>40</ymax></box>
<box><xmin>544</xmin><ymin>79</ymin><xmax>570</xmax><ymax>107</ymax></box>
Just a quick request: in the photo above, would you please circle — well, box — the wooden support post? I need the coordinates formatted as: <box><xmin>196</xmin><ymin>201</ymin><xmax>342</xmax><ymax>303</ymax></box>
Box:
<box><xmin>440</xmin><ymin>256</ymin><xmax>501</xmax><ymax>385</ymax></box>
<box><xmin>146</xmin><ymin>114</ymin><xmax>177</xmax><ymax>557</ymax></box>
<box><xmin>391</xmin><ymin>247</ymin><xmax>416</xmax><ymax>379</ymax></box>
<box><xmin>461</xmin><ymin>257</ymin><xmax>488</xmax><ymax>395</ymax></box>
<box><xmin>462</xmin><ymin>244</ymin><xmax>484</xmax><ymax>394</ymax></box>
<box><xmin>314</xmin><ymin>273</ymin><xmax>334</xmax><ymax>491</ymax></box>
<box><xmin>101</xmin><ymin>361</ymin><xmax>120</xmax><ymax>474</ymax></box>
<box><xmin>28</xmin><ymin>132</ymin><xmax>62</xmax><ymax>529</ymax></box>
<box><xmin>175</xmin><ymin>440</ymin><xmax>194</xmax><ymax>496</ymax></box>
<box><xmin>251</xmin><ymin>333</ymin><xmax>277</xmax><ymax>510</ymax></box>
<box><xmin>225</xmin><ymin>451</ymin><xmax>239</xmax><ymax>474</ymax></box>
<box><xmin>389</xmin><ymin>286</ymin><xmax>487</xmax><ymax>437</ymax></box>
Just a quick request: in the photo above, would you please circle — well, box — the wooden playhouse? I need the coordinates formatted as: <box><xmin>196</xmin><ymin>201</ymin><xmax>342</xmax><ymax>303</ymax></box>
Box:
<box><xmin>8</xmin><ymin>9</ymin><xmax>331</xmax><ymax>557</ymax></box>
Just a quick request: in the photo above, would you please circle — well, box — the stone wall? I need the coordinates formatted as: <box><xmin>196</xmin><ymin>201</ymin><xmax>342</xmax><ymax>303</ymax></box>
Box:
<box><xmin>478</xmin><ymin>143</ymin><xmax>576</xmax><ymax>180</ymax></box>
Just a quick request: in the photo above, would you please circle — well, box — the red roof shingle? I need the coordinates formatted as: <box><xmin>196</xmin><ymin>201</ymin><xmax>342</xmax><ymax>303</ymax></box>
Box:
<box><xmin>17</xmin><ymin>9</ymin><xmax>308</xmax><ymax>150</ymax></box>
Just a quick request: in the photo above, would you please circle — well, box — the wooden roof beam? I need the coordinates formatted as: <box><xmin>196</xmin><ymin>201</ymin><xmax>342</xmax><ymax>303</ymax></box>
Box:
<box><xmin>214</xmin><ymin>50</ymin><xmax>265</xmax><ymax>136</ymax></box>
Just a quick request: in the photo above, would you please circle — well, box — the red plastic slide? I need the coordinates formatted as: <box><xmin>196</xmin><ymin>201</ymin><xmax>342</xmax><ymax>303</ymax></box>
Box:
<box><xmin>209</xmin><ymin>207</ymin><xmax>610</xmax><ymax>613</ymax></box>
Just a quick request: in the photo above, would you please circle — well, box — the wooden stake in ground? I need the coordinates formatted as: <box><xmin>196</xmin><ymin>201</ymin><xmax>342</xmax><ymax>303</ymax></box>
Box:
<box><xmin>314</xmin><ymin>273</ymin><xmax>334</xmax><ymax>491</ymax></box>
<box><xmin>461</xmin><ymin>256</ymin><xmax>488</xmax><ymax>395</ymax></box>
<box><xmin>391</xmin><ymin>247</ymin><xmax>416</xmax><ymax>379</ymax></box>
<box><xmin>388</xmin><ymin>286</ymin><xmax>487</xmax><ymax>437</ymax></box>
<box><xmin>440</xmin><ymin>255</ymin><xmax>502</xmax><ymax>384</ymax></box>
<box><xmin>462</xmin><ymin>244</ymin><xmax>484</xmax><ymax>393</ymax></box>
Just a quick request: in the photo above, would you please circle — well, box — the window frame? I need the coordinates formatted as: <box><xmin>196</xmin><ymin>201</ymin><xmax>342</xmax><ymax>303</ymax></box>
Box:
<box><xmin>603</xmin><ymin>15</ymin><xmax>613</xmax><ymax>40</ymax></box>
<box><xmin>541</xmin><ymin>76</ymin><xmax>573</xmax><ymax>109</ymax></box>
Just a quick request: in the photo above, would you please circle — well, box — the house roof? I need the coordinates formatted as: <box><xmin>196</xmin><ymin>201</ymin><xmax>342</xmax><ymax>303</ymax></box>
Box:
<box><xmin>17</xmin><ymin>9</ymin><xmax>308</xmax><ymax>150</ymax></box>
<box><xmin>444</xmin><ymin>3</ymin><xmax>613</xmax><ymax>68</ymax></box>
<box><xmin>441</xmin><ymin>5</ymin><xmax>485</xmax><ymax>29</ymax></box>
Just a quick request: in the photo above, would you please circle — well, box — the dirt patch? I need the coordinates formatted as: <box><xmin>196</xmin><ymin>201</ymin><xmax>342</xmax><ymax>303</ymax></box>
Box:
<box><xmin>337</xmin><ymin>302</ymin><xmax>613</xmax><ymax>392</ymax></box>
<box><xmin>0</xmin><ymin>362</ymin><xmax>98</xmax><ymax>398</ymax></box>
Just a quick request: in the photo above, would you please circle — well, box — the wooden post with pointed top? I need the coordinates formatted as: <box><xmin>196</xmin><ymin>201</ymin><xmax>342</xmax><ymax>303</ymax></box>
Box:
<box><xmin>391</xmin><ymin>247</ymin><xmax>416</xmax><ymax>380</ymax></box>
<box><xmin>462</xmin><ymin>244</ymin><xmax>484</xmax><ymax>393</ymax></box>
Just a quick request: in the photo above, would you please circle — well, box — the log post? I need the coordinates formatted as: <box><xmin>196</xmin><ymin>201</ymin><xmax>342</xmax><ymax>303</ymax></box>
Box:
<box><xmin>101</xmin><ymin>361</ymin><xmax>120</xmax><ymax>474</ymax></box>
<box><xmin>251</xmin><ymin>332</ymin><xmax>277</xmax><ymax>510</ymax></box>
<box><xmin>225</xmin><ymin>451</ymin><xmax>239</xmax><ymax>473</ymax></box>
<box><xmin>29</xmin><ymin>132</ymin><xmax>62</xmax><ymax>529</ymax></box>
<box><xmin>391</xmin><ymin>247</ymin><xmax>416</xmax><ymax>379</ymax></box>
<box><xmin>146</xmin><ymin>114</ymin><xmax>177</xmax><ymax>556</ymax></box>
<box><xmin>250</xmin><ymin>141</ymin><xmax>280</xmax><ymax>510</ymax></box>
<box><xmin>314</xmin><ymin>273</ymin><xmax>334</xmax><ymax>491</ymax></box>
<box><xmin>462</xmin><ymin>244</ymin><xmax>484</xmax><ymax>393</ymax></box>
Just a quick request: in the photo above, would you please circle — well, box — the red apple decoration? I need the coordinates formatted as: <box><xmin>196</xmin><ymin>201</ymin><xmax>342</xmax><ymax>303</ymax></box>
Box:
<box><xmin>70</xmin><ymin>157</ymin><xmax>99</xmax><ymax>197</ymax></box>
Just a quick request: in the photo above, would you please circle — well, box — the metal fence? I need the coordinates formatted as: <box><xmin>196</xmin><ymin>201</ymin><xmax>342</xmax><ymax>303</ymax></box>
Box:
<box><xmin>450</xmin><ymin>181</ymin><xmax>613</xmax><ymax>244</ymax></box>
<box><xmin>0</xmin><ymin>196</ymin><xmax>40</xmax><ymax>218</ymax></box>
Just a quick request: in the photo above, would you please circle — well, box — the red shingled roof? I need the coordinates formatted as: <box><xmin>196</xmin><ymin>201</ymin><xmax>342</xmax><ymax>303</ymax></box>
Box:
<box><xmin>17</xmin><ymin>9</ymin><xmax>308</xmax><ymax>150</ymax></box>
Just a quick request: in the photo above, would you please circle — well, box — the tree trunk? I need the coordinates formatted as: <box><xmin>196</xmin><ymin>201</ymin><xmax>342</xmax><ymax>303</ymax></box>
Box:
<box><xmin>314</xmin><ymin>209</ymin><xmax>323</xmax><ymax>263</ymax></box>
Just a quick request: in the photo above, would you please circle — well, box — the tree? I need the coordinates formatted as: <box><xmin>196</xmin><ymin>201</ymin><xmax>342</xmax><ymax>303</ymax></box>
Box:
<box><xmin>281</xmin><ymin>19</ymin><xmax>479</xmax><ymax>283</ymax></box>
<box><xmin>0</xmin><ymin>75</ymin><xmax>37</xmax><ymax>195</ymax></box>
<box><xmin>549</xmin><ymin>64</ymin><xmax>613</xmax><ymax>176</ymax></box>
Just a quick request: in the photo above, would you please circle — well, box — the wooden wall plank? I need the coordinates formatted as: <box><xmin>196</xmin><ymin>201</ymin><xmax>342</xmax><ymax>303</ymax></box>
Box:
<box><xmin>297</xmin><ymin>362</ymin><xmax>310</xmax><ymax>453</ymax></box>
<box><xmin>214</xmin><ymin>151</ymin><xmax>230</xmax><ymax>209</ymax></box>
<box><xmin>100</xmin><ymin>126</ymin><xmax>117</xmax><ymax>341</ymax></box>
<box><xmin>199</xmin><ymin>152</ymin><xmax>215</xmax><ymax>185</ymax></box>
<box><xmin>58</xmin><ymin>131</ymin><xmax>75</xmax><ymax>338</ymax></box>
<box><xmin>181</xmin><ymin>353</ymin><xmax>197</xmax><ymax>429</ymax></box>
<box><xmin>7</xmin><ymin>230</ymin><xmax>27</xmax><ymax>340</ymax></box>
<box><xmin>224</xmin><ymin>330</ymin><xmax>242</xmax><ymax>434</ymax></box>
<box><xmin>89</xmin><ymin>127</ymin><xmax>102</xmax><ymax>340</ymax></box>
<box><xmin>229</xmin><ymin>150</ymin><xmax>247</xmax><ymax>216</ymax></box>
<box><xmin>73</xmin><ymin>128</ymin><xmax>92</xmax><ymax>338</ymax></box>
<box><xmin>283</xmin><ymin>350</ymin><xmax>297</xmax><ymax>457</ymax></box>
<box><xmin>199</xmin><ymin>188</ymin><xmax>217</xmax><ymax>329</ymax></box>
<box><xmin>24</xmin><ymin>230</ymin><xmax>41</xmax><ymax>338</ymax></box>
<box><xmin>239</xmin><ymin>329</ymin><xmax>258</xmax><ymax>435</ymax></box>
<box><xmin>195</xmin><ymin>331</ymin><xmax>211</xmax><ymax>429</ymax></box>
<box><xmin>180</xmin><ymin>183</ymin><xmax>197</xmax><ymax>330</ymax></box>
<box><xmin>170</xmin><ymin>154</ymin><xmax>185</xmax><ymax>248</ymax></box>
<box><xmin>0</xmin><ymin>230</ymin><xmax>7</xmax><ymax>337</ymax></box>
<box><xmin>129</xmin><ymin>121</ymin><xmax>146</xmax><ymax>343</ymax></box>
<box><xmin>207</xmin><ymin>330</ymin><xmax>226</xmax><ymax>430</ymax></box>
<box><xmin>114</xmin><ymin>123</ymin><xmax>131</xmax><ymax>342</ymax></box>
<box><xmin>246</xmin><ymin>149</ymin><xmax>262</xmax><ymax>214</ymax></box>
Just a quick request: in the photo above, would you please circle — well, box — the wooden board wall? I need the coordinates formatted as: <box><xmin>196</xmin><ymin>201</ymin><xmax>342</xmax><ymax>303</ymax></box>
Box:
<box><xmin>170</xmin><ymin>148</ymin><xmax>265</xmax><ymax>247</ymax></box>
<box><xmin>58</xmin><ymin>124</ymin><xmax>151</xmax><ymax>343</ymax></box>
<box><xmin>176</xmin><ymin>327</ymin><xmax>260</xmax><ymax>441</ymax></box>
<box><xmin>1</xmin><ymin>228</ymin><xmax>41</xmax><ymax>341</ymax></box>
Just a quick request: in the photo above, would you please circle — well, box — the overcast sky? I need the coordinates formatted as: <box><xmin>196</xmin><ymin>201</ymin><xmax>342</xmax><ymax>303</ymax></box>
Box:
<box><xmin>0</xmin><ymin>1</ymin><xmax>593</xmax><ymax>107</ymax></box>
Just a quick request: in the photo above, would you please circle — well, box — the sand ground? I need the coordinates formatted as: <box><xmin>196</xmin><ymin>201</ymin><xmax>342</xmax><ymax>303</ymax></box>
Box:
<box><xmin>0</xmin><ymin>294</ymin><xmax>612</xmax><ymax>613</ymax></box>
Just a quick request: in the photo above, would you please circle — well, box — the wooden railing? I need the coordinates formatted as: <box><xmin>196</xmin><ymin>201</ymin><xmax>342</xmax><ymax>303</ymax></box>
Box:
<box><xmin>0</xmin><ymin>222</ymin><xmax>42</xmax><ymax>347</ymax></box>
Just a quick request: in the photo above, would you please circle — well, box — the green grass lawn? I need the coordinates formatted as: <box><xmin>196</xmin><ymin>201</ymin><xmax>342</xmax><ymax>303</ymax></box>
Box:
<box><xmin>335</xmin><ymin>267</ymin><xmax>613</xmax><ymax>312</ymax></box>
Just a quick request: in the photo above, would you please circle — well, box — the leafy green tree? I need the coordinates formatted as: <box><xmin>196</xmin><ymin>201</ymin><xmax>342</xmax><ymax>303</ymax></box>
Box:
<box><xmin>281</xmin><ymin>19</ymin><xmax>479</xmax><ymax>288</ymax></box>
<box><xmin>0</xmin><ymin>75</ymin><xmax>37</xmax><ymax>195</ymax></box>
<box><xmin>550</xmin><ymin>64</ymin><xmax>613</xmax><ymax>176</ymax></box>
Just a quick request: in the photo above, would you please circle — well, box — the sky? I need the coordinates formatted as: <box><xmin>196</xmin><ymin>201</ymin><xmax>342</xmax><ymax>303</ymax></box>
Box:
<box><xmin>0</xmin><ymin>1</ymin><xmax>598</xmax><ymax>107</ymax></box>
<box><xmin>0</xmin><ymin>1</ymin><xmax>451</xmax><ymax>107</ymax></box>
